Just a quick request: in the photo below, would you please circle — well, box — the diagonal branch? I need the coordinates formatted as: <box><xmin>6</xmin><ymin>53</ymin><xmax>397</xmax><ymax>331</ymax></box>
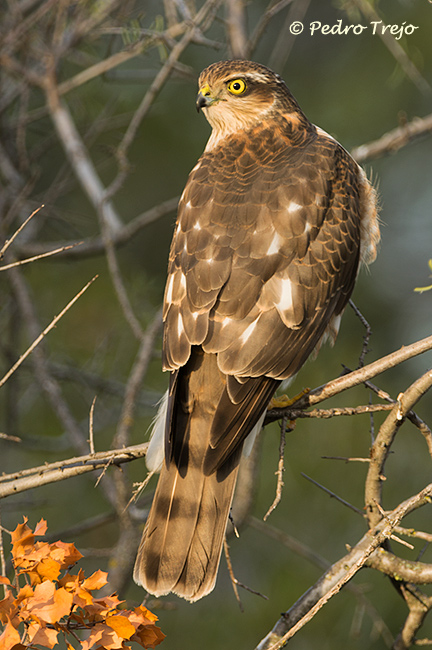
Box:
<box><xmin>44</xmin><ymin>71</ymin><xmax>123</xmax><ymax>234</ymax></box>
<box><xmin>266</xmin><ymin>333</ymin><xmax>432</xmax><ymax>420</ymax></box>
<box><xmin>352</xmin><ymin>112</ymin><xmax>432</xmax><ymax>163</ymax></box>
<box><xmin>0</xmin><ymin>274</ymin><xmax>97</xmax><ymax>389</ymax></box>
<box><xmin>255</xmin><ymin>483</ymin><xmax>432</xmax><ymax>650</ymax></box>
<box><xmin>0</xmin><ymin>443</ymin><xmax>148</xmax><ymax>499</ymax></box>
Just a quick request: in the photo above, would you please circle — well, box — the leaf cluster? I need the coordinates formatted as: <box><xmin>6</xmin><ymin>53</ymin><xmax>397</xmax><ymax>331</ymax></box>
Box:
<box><xmin>0</xmin><ymin>518</ymin><xmax>165</xmax><ymax>650</ymax></box>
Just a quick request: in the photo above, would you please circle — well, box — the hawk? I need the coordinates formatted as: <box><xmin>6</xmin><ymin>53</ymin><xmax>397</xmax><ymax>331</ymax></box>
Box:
<box><xmin>133</xmin><ymin>60</ymin><xmax>379</xmax><ymax>602</ymax></box>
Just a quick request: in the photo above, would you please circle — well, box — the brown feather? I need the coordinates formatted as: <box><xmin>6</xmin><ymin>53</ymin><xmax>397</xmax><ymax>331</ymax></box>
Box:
<box><xmin>134</xmin><ymin>59</ymin><xmax>379</xmax><ymax>602</ymax></box>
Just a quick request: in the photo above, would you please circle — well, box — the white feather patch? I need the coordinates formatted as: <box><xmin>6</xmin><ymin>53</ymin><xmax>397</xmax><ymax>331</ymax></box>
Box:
<box><xmin>146</xmin><ymin>390</ymin><xmax>168</xmax><ymax>472</ymax></box>
<box><xmin>287</xmin><ymin>201</ymin><xmax>302</xmax><ymax>214</ymax></box>
<box><xmin>240</xmin><ymin>317</ymin><xmax>259</xmax><ymax>343</ymax></box>
<box><xmin>165</xmin><ymin>274</ymin><xmax>174</xmax><ymax>303</ymax></box>
<box><xmin>277</xmin><ymin>277</ymin><xmax>294</xmax><ymax>311</ymax></box>
<box><xmin>177</xmin><ymin>312</ymin><xmax>185</xmax><ymax>337</ymax></box>
<box><xmin>266</xmin><ymin>232</ymin><xmax>281</xmax><ymax>256</ymax></box>
<box><xmin>242</xmin><ymin>411</ymin><xmax>266</xmax><ymax>457</ymax></box>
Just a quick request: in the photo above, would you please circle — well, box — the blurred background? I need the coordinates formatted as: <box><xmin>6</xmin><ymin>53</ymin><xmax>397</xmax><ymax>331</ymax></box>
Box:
<box><xmin>1</xmin><ymin>1</ymin><xmax>432</xmax><ymax>648</ymax></box>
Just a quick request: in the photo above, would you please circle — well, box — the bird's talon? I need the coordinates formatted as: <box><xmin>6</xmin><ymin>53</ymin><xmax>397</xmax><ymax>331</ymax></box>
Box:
<box><xmin>269</xmin><ymin>388</ymin><xmax>310</xmax><ymax>409</ymax></box>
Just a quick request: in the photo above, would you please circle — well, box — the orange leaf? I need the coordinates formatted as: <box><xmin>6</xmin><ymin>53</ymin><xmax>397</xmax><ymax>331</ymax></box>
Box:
<box><xmin>29</xmin><ymin>581</ymin><xmax>73</xmax><ymax>624</ymax></box>
<box><xmin>131</xmin><ymin>605</ymin><xmax>158</xmax><ymax>625</ymax></box>
<box><xmin>106</xmin><ymin>615</ymin><xmax>136</xmax><ymax>640</ymax></box>
<box><xmin>10</xmin><ymin>518</ymin><xmax>34</xmax><ymax>561</ymax></box>
<box><xmin>82</xmin><ymin>570</ymin><xmax>108</xmax><ymax>592</ymax></box>
<box><xmin>27</xmin><ymin>621</ymin><xmax>59</xmax><ymax>649</ymax></box>
<box><xmin>131</xmin><ymin>624</ymin><xmax>165</xmax><ymax>649</ymax></box>
<box><xmin>32</xmin><ymin>556</ymin><xmax>61</xmax><ymax>584</ymax></box>
<box><xmin>0</xmin><ymin>620</ymin><xmax>21</xmax><ymax>650</ymax></box>
<box><xmin>81</xmin><ymin>622</ymin><xmax>125</xmax><ymax>650</ymax></box>
<box><xmin>33</xmin><ymin>519</ymin><xmax>48</xmax><ymax>537</ymax></box>
<box><xmin>84</xmin><ymin>594</ymin><xmax>122</xmax><ymax>621</ymax></box>
<box><xmin>0</xmin><ymin>590</ymin><xmax>16</xmax><ymax>624</ymax></box>
<box><xmin>128</xmin><ymin>607</ymin><xmax>165</xmax><ymax>649</ymax></box>
<box><xmin>0</xmin><ymin>577</ymin><xmax>11</xmax><ymax>586</ymax></box>
<box><xmin>51</xmin><ymin>541</ymin><xmax>83</xmax><ymax>569</ymax></box>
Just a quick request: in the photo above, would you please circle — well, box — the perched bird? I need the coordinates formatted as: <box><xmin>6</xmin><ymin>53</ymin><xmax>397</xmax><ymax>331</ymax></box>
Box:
<box><xmin>133</xmin><ymin>59</ymin><xmax>380</xmax><ymax>602</ymax></box>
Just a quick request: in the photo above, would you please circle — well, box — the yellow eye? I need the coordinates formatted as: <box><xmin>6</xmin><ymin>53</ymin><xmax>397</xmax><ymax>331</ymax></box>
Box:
<box><xmin>227</xmin><ymin>79</ymin><xmax>247</xmax><ymax>95</ymax></box>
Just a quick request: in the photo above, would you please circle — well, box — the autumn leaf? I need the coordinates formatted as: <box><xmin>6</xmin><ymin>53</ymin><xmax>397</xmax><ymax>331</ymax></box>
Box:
<box><xmin>1</xmin><ymin>517</ymin><xmax>165</xmax><ymax>649</ymax></box>
<box><xmin>26</xmin><ymin>621</ymin><xmax>59</xmax><ymax>649</ymax></box>
<box><xmin>131</xmin><ymin>624</ymin><xmax>166</xmax><ymax>649</ymax></box>
<box><xmin>28</xmin><ymin>556</ymin><xmax>61</xmax><ymax>584</ymax></box>
<box><xmin>82</xmin><ymin>570</ymin><xmax>108</xmax><ymax>592</ymax></box>
<box><xmin>10</xmin><ymin>519</ymin><xmax>35</xmax><ymax>560</ymax></box>
<box><xmin>0</xmin><ymin>577</ymin><xmax>11</xmax><ymax>586</ymax></box>
<box><xmin>81</xmin><ymin>622</ymin><xmax>125</xmax><ymax>650</ymax></box>
<box><xmin>33</xmin><ymin>520</ymin><xmax>48</xmax><ymax>537</ymax></box>
<box><xmin>106</xmin><ymin>615</ymin><xmax>136</xmax><ymax>640</ymax></box>
<box><xmin>30</xmin><ymin>581</ymin><xmax>73</xmax><ymax>624</ymax></box>
<box><xmin>130</xmin><ymin>605</ymin><xmax>159</xmax><ymax>625</ymax></box>
<box><xmin>50</xmin><ymin>541</ymin><xmax>83</xmax><ymax>569</ymax></box>
<box><xmin>0</xmin><ymin>619</ymin><xmax>21</xmax><ymax>650</ymax></box>
<box><xmin>0</xmin><ymin>590</ymin><xmax>17</xmax><ymax>625</ymax></box>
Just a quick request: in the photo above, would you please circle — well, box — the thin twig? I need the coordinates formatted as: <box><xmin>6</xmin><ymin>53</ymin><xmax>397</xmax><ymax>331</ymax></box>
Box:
<box><xmin>88</xmin><ymin>396</ymin><xmax>97</xmax><ymax>454</ymax></box>
<box><xmin>321</xmin><ymin>455</ymin><xmax>370</xmax><ymax>463</ymax></box>
<box><xmin>352</xmin><ymin>0</ymin><xmax>431</xmax><ymax>95</ymax></box>
<box><xmin>126</xmin><ymin>470</ymin><xmax>155</xmax><ymax>510</ymax></box>
<box><xmin>301</xmin><ymin>473</ymin><xmax>364</xmax><ymax>517</ymax></box>
<box><xmin>349</xmin><ymin>299</ymin><xmax>372</xmax><ymax>367</ymax></box>
<box><xmin>0</xmin><ymin>242</ymin><xmax>81</xmax><ymax>270</ymax></box>
<box><xmin>0</xmin><ymin>275</ymin><xmax>98</xmax><ymax>389</ymax></box>
<box><xmin>0</xmin><ymin>206</ymin><xmax>43</xmax><ymax>258</ymax></box>
<box><xmin>224</xmin><ymin>537</ymin><xmax>244</xmax><ymax>611</ymax></box>
<box><xmin>263</xmin><ymin>416</ymin><xmax>288</xmax><ymax>521</ymax></box>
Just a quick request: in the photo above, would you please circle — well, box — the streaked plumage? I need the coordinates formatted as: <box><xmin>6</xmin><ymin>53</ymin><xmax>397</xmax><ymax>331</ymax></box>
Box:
<box><xmin>133</xmin><ymin>60</ymin><xmax>380</xmax><ymax>602</ymax></box>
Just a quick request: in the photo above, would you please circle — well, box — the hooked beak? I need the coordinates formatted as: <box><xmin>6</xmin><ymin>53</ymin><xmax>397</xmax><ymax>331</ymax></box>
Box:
<box><xmin>196</xmin><ymin>84</ymin><xmax>214</xmax><ymax>112</ymax></box>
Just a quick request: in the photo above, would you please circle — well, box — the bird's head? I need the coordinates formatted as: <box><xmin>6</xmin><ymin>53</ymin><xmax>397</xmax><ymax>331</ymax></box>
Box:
<box><xmin>196</xmin><ymin>60</ymin><xmax>302</xmax><ymax>145</ymax></box>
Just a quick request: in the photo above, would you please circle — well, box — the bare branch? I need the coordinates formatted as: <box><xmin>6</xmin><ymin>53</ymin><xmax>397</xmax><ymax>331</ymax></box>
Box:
<box><xmin>255</xmin><ymin>483</ymin><xmax>432</xmax><ymax>650</ymax></box>
<box><xmin>225</xmin><ymin>0</ymin><xmax>248</xmax><ymax>59</ymax></box>
<box><xmin>44</xmin><ymin>74</ymin><xmax>123</xmax><ymax>234</ymax></box>
<box><xmin>0</xmin><ymin>274</ymin><xmax>97</xmax><ymax>389</ymax></box>
<box><xmin>0</xmin><ymin>443</ymin><xmax>148</xmax><ymax>498</ymax></box>
<box><xmin>365</xmin><ymin>369</ymin><xmax>432</xmax><ymax>527</ymax></box>
<box><xmin>113</xmin><ymin>306</ymin><xmax>163</xmax><ymax>448</ymax></box>
<box><xmin>352</xmin><ymin>0</ymin><xmax>431</xmax><ymax>95</ymax></box>
<box><xmin>16</xmin><ymin>196</ymin><xmax>179</xmax><ymax>260</ymax></box>
<box><xmin>0</xmin><ymin>206</ymin><xmax>43</xmax><ymax>258</ymax></box>
<box><xmin>267</xmin><ymin>334</ymin><xmax>432</xmax><ymax>417</ymax></box>
<box><xmin>352</xmin><ymin>113</ymin><xmax>432</xmax><ymax>163</ymax></box>
<box><xmin>263</xmin><ymin>416</ymin><xmax>289</xmax><ymax>521</ymax></box>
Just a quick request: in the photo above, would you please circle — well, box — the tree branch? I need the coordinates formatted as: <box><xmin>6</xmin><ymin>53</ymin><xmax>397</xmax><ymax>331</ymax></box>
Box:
<box><xmin>0</xmin><ymin>443</ymin><xmax>148</xmax><ymax>498</ymax></box>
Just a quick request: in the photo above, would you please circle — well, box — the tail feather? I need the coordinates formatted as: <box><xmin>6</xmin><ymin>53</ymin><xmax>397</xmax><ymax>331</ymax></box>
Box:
<box><xmin>133</xmin><ymin>349</ymin><xmax>266</xmax><ymax>601</ymax></box>
<box><xmin>134</xmin><ymin>445</ymin><xmax>241</xmax><ymax>601</ymax></box>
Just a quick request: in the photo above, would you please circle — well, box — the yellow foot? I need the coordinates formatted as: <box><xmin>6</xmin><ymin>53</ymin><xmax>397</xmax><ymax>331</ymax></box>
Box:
<box><xmin>269</xmin><ymin>387</ymin><xmax>310</xmax><ymax>409</ymax></box>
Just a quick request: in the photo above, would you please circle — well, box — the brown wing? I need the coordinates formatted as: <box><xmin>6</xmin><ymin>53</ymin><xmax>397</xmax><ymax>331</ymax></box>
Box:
<box><xmin>164</xmin><ymin>124</ymin><xmax>361</xmax><ymax>376</ymax></box>
<box><xmin>162</xmin><ymin>123</ymin><xmax>362</xmax><ymax>467</ymax></box>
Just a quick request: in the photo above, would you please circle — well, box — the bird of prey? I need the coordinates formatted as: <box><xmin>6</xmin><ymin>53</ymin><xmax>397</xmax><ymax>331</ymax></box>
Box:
<box><xmin>133</xmin><ymin>59</ymin><xmax>380</xmax><ymax>602</ymax></box>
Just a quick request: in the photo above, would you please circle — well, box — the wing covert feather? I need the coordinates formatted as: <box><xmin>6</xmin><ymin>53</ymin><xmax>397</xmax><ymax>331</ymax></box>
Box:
<box><xmin>163</xmin><ymin>125</ymin><xmax>363</xmax><ymax>379</ymax></box>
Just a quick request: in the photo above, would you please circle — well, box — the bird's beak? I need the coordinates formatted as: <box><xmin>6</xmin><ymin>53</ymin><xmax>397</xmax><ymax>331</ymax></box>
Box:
<box><xmin>196</xmin><ymin>84</ymin><xmax>214</xmax><ymax>112</ymax></box>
